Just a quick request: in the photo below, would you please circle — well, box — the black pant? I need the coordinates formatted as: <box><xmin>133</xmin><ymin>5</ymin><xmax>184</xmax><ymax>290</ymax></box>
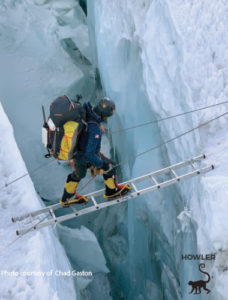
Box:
<box><xmin>70</xmin><ymin>154</ymin><xmax>116</xmax><ymax>181</ymax></box>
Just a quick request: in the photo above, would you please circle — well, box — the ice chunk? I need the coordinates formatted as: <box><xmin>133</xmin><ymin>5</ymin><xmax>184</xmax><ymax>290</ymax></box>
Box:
<box><xmin>57</xmin><ymin>225</ymin><xmax>109</xmax><ymax>274</ymax></box>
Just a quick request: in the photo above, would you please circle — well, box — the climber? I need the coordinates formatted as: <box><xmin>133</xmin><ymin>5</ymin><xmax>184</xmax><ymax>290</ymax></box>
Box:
<box><xmin>60</xmin><ymin>97</ymin><xmax>131</xmax><ymax>206</ymax></box>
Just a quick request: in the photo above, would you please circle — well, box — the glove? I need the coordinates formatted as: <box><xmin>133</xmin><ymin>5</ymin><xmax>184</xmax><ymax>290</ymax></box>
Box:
<box><xmin>89</xmin><ymin>165</ymin><xmax>103</xmax><ymax>177</ymax></box>
<box><xmin>102</xmin><ymin>161</ymin><xmax>114</xmax><ymax>174</ymax></box>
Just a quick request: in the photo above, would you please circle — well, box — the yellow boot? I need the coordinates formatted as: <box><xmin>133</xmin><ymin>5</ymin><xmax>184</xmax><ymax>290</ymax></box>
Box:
<box><xmin>60</xmin><ymin>175</ymin><xmax>88</xmax><ymax>207</ymax></box>
<box><xmin>104</xmin><ymin>175</ymin><xmax>131</xmax><ymax>200</ymax></box>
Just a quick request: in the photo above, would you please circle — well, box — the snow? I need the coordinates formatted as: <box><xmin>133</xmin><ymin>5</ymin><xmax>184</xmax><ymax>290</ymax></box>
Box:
<box><xmin>0</xmin><ymin>0</ymin><xmax>228</xmax><ymax>299</ymax></box>
<box><xmin>141</xmin><ymin>1</ymin><xmax>228</xmax><ymax>297</ymax></box>
<box><xmin>0</xmin><ymin>102</ymin><xmax>76</xmax><ymax>300</ymax></box>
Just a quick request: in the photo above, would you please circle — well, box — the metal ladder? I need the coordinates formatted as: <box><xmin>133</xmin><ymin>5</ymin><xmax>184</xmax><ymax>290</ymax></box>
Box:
<box><xmin>12</xmin><ymin>154</ymin><xmax>214</xmax><ymax>236</ymax></box>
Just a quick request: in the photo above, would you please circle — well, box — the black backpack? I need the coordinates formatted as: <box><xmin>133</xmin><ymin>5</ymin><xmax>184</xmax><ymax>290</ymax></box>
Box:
<box><xmin>42</xmin><ymin>95</ymin><xmax>86</xmax><ymax>160</ymax></box>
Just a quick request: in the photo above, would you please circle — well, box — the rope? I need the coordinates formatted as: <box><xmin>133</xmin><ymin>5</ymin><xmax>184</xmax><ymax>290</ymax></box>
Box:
<box><xmin>3</xmin><ymin>110</ymin><xmax>227</xmax><ymax>245</ymax></box>
<box><xmin>0</xmin><ymin>158</ymin><xmax>56</xmax><ymax>191</ymax></box>
<box><xmin>1</xmin><ymin>103</ymin><xmax>227</xmax><ymax>191</ymax></box>
<box><xmin>108</xmin><ymin>100</ymin><xmax>228</xmax><ymax>135</ymax></box>
<box><xmin>78</xmin><ymin>176</ymin><xmax>97</xmax><ymax>193</ymax></box>
<box><xmin>113</xmin><ymin>111</ymin><xmax>228</xmax><ymax>169</ymax></box>
<box><xmin>0</xmin><ymin>214</ymin><xmax>49</xmax><ymax>255</ymax></box>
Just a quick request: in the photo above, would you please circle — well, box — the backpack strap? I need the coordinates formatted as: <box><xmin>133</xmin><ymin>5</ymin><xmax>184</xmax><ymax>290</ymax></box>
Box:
<box><xmin>87</xmin><ymin>120</ymin><xmax>105</xmax><ymax>133</ymax></box>
<box><xmin>64</xmin><ymin>95</ymin><xmax>76</xmax><ymax>110</ymax></box>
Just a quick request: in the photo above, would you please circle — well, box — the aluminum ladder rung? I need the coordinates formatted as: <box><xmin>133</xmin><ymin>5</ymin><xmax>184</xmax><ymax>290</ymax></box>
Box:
<box><xmin>49</xmin><ymin>209</ymin><xmax>57</xmax><ymax>222</ymax></box>
<box><xmin>82</xmin><ymin>154</ymin><xmax>208</xmax><ymax>200</ymax></box>
<box><xmin>12</xmin><ymin>154</ymin><xmax>207</xmax><ymax>223</ymax></box>
<box><xmin>90</xmin><ymin>196</ymin><xmax>99</xmax><ymax>209</ymax></box>
<box><xmin>150</xmin><ymin>176</ymin><xmax>160</xmax><ymax>188</ymax></box>
<box><xmin>190</xmin><ymin>162</ymin><xmax>196</xmax><ymax>170</ymax></box>
<box><xmin>15</xmin><ymin>165</ymin><xmax>214</xmax><ymax>236</ymax></box>
<box><xmin>13</xmin><ymin>154</ymin><xmax>214</xmax><ymax>236</ymax></box>
<box><xmin>12</xmin><ymin>203</ymin><xmax>61</xmax><ymax>223</ymax></box>
<box><xmin>131</xmin><ymin>183</ymin><xmax>140</xmax><ymax>195</ymax></box>
<box><xmin>190</xmin><ymin>161</ymin><xmax>200</xmax><ymax>174</ymax></box>
<box><xmin>70</xmin><ymin>205</ymin><xmax>77</xmax><ymax>212</ymax></box>
<box><xmin>170</xmin><ymin>168</ymin><xmax>180</xmax><ymax>181</ymax></box>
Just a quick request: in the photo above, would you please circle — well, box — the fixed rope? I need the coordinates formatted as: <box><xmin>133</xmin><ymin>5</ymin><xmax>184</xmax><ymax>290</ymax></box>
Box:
<box><xmin>1</xmin><ymin>105</ymin><xmax>227</xmax><ymax>191</ymax></box>
<box><xmin>113</xmin><ymin>111</ymin><xmax>228</xmax><ymax>169</ymax></box>
<box><xmin>108</xmin><ymin>100</ymin><xmax>228</xmax><ymax>135</ymax></box>
<box><xmin>1</xmin><ymin>111</ymin><xmax>226</xmax><ymax>247</ymax></box>
<box><xmin>0</xmin><ymin>214</ymin><xmax>49</xmax><ymax>255</ymax></box>
<box><xmin>0</xmin><ymin>158</ymin><xmax>56</xmax><ymax>190</ymax></box>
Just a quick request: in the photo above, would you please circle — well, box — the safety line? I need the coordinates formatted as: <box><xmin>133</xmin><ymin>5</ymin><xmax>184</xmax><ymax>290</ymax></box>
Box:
<box><xmin>1</xmin><ymin>110</ymin><xmax>227</xmax><ymax>191</ymax></box>
<box><xmin>0</xmin><ymin>214</ymin><xmax>49</xmax><ymax>255</ymax></box>
<box><xmin>108</xmin><ymin>100</ymin><xmax>228</xmax><ymax>135</ymax></box>
<box><xmin>1</xmin><ymin>112</ymin><xmax>227</xmax><ymax>247</ymax></box>
<box><xmin>0</xmin><ymin>158</ymin><xmax>56</xmax><ymax>191</ymax></box>
<box><xmin>113</xmin><ymin>111</ymin><xmax>228</xmax><ymax>169</ymax></box>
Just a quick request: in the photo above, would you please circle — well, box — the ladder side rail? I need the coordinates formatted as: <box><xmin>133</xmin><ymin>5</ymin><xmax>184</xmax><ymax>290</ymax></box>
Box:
<box><xmin>85</xmin><ymin>154</ymin><xmax>207</xmax><ymax>198</ymax></box>
<box><xmin>17</xmin><ymin>191</ymin><xmax>140</xmax><ymax>235</ymax></box>
<box><xmin>83</xmin><ymin>170</ymin><xmax>158</xmax><ymax>199</ymax></box>
<box><xmin>12</xmin><ymin>203</ymin><xmax>61</xmax><ymax>222</ymax></box>
<box><xmin>140</xmin><ymin>165</ymin><xmax>213</xmax><ymax>194</ymax></box>
<box><xmin>131</xmin><ymin>155</ymin><xmax>206</xmax><ymax>185</ymax></box>
<box><xmin>13</xmin><ymin>154</ymin><xmax>208</xmax><ymax>222</ymax></box>
<box><xmin>83</xmin><ymin>166</ymin><xmax>213</xmax><ymax>218</ymax></box>
<box><xmin>16</xmin><ymin>164</ymin><xmax>213</xmax><ymax>236</ymax></box>
<box><xmin>84</xmin><ymin>162</ymin><xmax>186</xmax><ymax>199</ymax></box>
<box><xmin>25</xmin><ymin>192</ymin><xmax>140</xmax><ymax>234</ymax></box>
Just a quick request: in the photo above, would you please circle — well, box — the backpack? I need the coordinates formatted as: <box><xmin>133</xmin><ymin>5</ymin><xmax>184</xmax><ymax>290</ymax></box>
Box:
<box><xmin>42</xmin><ymin>95</ymin><xmax>86</xmax><ymax>161</ymax></box>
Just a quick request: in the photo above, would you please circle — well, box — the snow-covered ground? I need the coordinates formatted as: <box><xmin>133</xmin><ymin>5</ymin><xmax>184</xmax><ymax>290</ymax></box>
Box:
<box><xmin>0</xmin><ymin>103</ymin><xmax>76</xmax><ymax>300</ymax></box>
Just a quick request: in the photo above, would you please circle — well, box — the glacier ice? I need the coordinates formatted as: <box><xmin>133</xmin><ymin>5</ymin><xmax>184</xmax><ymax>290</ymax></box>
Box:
<box><xmin>0</xmin><ymin>103</ymin><xmax>76</xmax><ymax>300</ymax></box>
<box><xmin>0</xmin><ymin>0</ymin><xmax>96</xmax><ymax>201</ymax></box>
<box><xmin>0</xmin><ymin>0</ymin><xmax>228</xmax><ymax>299</ymax></box>
<box><xmin>57</xmin><ymin>225</ymin><xmax>109</xmax><ymax>274</ymax></box>
<box><xmin>0</xmin><ymin>1</ymin><xmax>112</xmax><ymax>299</ymax></box>
<box><xmin>57</xmin><ymin>224</ymin><xmax>112</xmax><ymax>299</ymax></box>
<box><xmin>87</xmin><ymin>0</ymin><xmax>228</xmax><ymax>299</ymax></box>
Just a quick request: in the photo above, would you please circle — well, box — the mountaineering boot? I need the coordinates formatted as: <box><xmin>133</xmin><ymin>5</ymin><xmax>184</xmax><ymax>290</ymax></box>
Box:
<box><xmin>60</xmin><ymin>175</ymin><xmax>88</xmax><ymax>207</ymax></box>
<box><xmin>104</xmin><ymin>175</ymin><xmax>131</xmax><ymax>200</ymax></box>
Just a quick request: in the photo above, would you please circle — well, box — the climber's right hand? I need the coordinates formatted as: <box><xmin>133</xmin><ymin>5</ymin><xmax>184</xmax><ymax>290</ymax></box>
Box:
<box><xmin>102</xmin><ymin>161</ymin><xmax>114</xmax><ymax>174</ymax></box>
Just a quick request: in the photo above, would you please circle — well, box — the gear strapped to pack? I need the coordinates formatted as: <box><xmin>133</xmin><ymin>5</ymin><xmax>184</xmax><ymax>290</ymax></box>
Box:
<box><xmin>42</xmin><ymin>95</ymin><xmax>86</xmax><ymax>162</ymax></box>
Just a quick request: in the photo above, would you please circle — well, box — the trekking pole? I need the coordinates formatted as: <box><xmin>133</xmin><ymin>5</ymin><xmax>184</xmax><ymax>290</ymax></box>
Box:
<box><xmin>78</xmin><ymin>176</ymin><xmax>97</xmax><ymax>193</ymax></box>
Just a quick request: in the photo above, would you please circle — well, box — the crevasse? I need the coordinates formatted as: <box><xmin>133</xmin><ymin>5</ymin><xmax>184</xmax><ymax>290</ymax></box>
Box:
<box><xmin>0</xmin><ymin>0</ymin><xmax>227</xmax><ymax>299</ymax></box>
<box><xmin>87</xmin><ymin>0</ymin><xmax>228</xmax><ymax>299</ymax></box>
